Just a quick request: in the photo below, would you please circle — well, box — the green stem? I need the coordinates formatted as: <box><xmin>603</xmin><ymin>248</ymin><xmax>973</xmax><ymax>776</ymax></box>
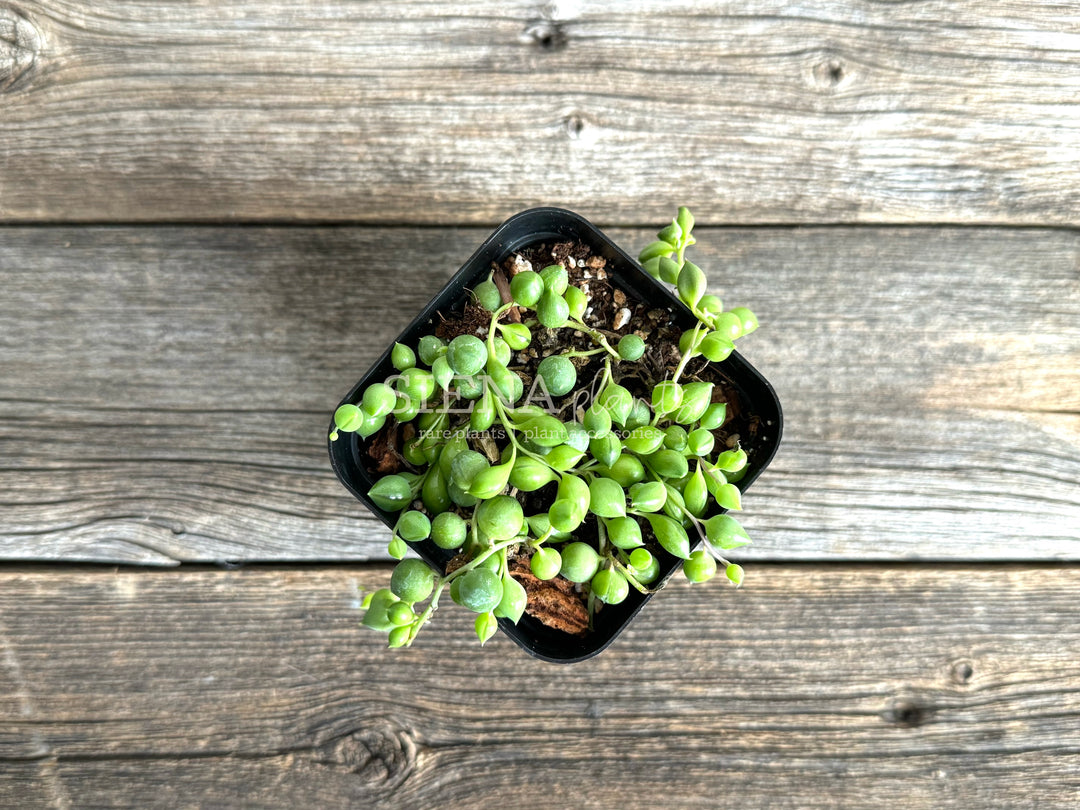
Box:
<box><xmin>563</xmin><ymin>347</ymin><xmax>608</xmax><ymax>360</ymax></box>
<box><xmin>567</xmin><ymin>316</ymin><xmax>621</xmax><ymax>359</ymax></box>
<box><xmin>486</xmin><ymin>302</ymin><xmax>515</xmax><ymax>357</ymax></box>
<box><xmin>610</xmin><ymin>557</ymin><xmax>654</xmax><ymax>595</ymax></box>
<box><xmin>405</xmin><ymin>537</ymin><xmax>520</xmax><ymax>647</ymax></box>
<box><xmin>670</xmin><ymin>322</ymin><xmax>705</xmax><ymax>387</ymax></box>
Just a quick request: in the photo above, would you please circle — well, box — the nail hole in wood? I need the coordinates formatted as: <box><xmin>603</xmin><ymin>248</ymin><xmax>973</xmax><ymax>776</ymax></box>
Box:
<box><xmin>564</xmin><ymin>114</ymin><xmax>584</xmax><ymax>139</ymax></box>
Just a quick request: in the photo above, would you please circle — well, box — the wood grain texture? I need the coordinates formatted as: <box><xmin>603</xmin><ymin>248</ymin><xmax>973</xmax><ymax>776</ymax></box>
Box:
<box><xmin>0</xmin><ymin>565</ymin><xmax>1079</xmax><ymax>809</ymax></box>
<box><xmin>2</xmin><ymin>1</ymin><xmax>1080</xmax><ymax>224</ymax></box>
<box><xmin>1</xmin><ymin>225</ymin><xmax>1078</xmax><ymax>564</ymax></box>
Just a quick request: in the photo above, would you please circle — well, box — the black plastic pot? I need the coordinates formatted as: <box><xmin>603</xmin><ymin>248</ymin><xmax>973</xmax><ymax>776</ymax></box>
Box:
<box><xmin>329</xmin><ymin>208</ymin><xmax>782</xmax><ymax>663</ymax></box>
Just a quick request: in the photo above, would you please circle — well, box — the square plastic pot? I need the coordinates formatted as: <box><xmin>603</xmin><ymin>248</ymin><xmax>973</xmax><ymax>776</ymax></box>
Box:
<box><xmin>329</xmin><ymin>208</ymin><xmax>782</xmax><ymax>663</ymax></box>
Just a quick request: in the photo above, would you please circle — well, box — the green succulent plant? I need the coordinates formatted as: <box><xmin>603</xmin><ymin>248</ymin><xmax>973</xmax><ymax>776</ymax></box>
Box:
<box><xmin>334</xmin><ymin>207</ymin><xmax>760</xmax><ymax>648</ymax></box>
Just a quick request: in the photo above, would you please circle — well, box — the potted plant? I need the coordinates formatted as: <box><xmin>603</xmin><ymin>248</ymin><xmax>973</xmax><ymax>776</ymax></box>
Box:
<box><xmin>328</xmin><ymin>207</ymin><xmax>782</xmax><ymax>662</ymax></box>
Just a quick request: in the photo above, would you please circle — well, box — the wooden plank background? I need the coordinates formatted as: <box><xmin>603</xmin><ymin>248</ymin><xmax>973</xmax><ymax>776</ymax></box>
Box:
<box><xmin>1</xmin><ymin>226</ymin><xmax>1078</xmax><ymax>564</ymax></box>
<box><xmin>2</xmin><ymin>1</ymin><xmax>1080</xmax><ymax>224</ymax></box>
<box><xmin>2</xmin><ymin>566</ymin><xmax>1079</xmax><ymax>809</ymax></box>
<box><xmin>1</xmin><ymin>0</ymin><xmax>1079</xmax><ymax>807</ymax></box>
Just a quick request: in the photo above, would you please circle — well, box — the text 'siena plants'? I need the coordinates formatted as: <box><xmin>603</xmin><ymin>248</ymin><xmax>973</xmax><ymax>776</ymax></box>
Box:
<box><xmin>332</xmin><ymin>209</ymin><xmax>761</xmax><ymax>648</ymax></box>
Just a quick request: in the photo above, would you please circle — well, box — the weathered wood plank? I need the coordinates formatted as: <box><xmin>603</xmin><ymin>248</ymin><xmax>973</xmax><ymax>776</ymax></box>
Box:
<box><xmin>1</xmin><ymin>226</ymin><xmax>1077</xmax><ymax>563</ymax></box>
<box><xmin>0</xmin><ymin>566</ymin><xmax>1078</xmax><ymax>809</ymax></box>
<box><xmin>2</xmin><ymin>2</ymin><xmax>1080</xmax><ymax>224</ymax></box>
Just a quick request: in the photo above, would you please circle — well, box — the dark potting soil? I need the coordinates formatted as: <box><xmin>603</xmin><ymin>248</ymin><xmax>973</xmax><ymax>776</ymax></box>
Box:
<box><xmin>363</xmin><ymin>239</ymin><xmax>759</xmax><ymax>635</ymax></box>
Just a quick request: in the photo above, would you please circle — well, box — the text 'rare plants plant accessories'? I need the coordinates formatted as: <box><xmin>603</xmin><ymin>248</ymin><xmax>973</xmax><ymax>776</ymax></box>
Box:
<box><xmin>329</xmin><ymin>208</ymin><xmax>782</xmax><ymax>662</ymax></box>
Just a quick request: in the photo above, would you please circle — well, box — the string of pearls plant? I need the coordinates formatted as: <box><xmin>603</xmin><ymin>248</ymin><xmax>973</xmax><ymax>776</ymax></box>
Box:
<box><xmin>332</xmin><ymin>208</ymin><xmax>760</xmax><ymax>648</ymax></box>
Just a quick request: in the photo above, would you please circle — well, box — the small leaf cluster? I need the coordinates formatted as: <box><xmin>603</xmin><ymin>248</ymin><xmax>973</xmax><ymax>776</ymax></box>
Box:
<box><xmin>333</xmin><ymin>208</ymin><xmax>759</xmax><ymax>648</ymax></box>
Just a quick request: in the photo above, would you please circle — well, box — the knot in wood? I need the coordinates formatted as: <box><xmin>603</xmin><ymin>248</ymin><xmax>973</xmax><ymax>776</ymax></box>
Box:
<box><xmin>522</xmin><ymin>20</ymin><xmax>567</xmax><ymax>52</ymax></box>
<box><xmin>885</xmin><ymin>698</ymin><xmax>929</xmax><ymax>728</ymax></box>
<box><xmin>0</xmin><ymin>5</ymin><xmax>42</xmax><ymax>93</ymax></box>
<box><xmin>315</xmin><ymin>718</ymin><xmax>417</xmax><ymax>789</ymax></box>
<box><xmin>811</xmin><ymin>56</ymin><xmax>848</xmax><ymax>90</ymax></box>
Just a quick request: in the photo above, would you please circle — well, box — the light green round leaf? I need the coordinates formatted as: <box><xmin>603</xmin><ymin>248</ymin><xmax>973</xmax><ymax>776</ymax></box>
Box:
<box><xmin>499</xmin><ymin>322</ymin><xmax>532</xmax><ymax>351</ymax></box>
<box><xmin>598</xmin><ymin>384</ymin><xmax>633</xmax><ymax>426</ymax></box>
<box><xmin>421</xmin><ymin>463</ymin><xmax>452</xmax><ymax>514</ymax></box>
<box><xmin>617</xmin><ymin>334</ymin><xmax>646</xmax><ymax>361</ymax></box>
<box><xmin>519</xmin><ymin>415</ymin><xmax>569</xmax><ymax>448</ymax></box>
<box><xmin>629</xmin><ymin>481</ymin><xmax>667</xmax><ymax>512</ymax></box>
<box><xmin>539</xmin><ymin>264</ymin><xmax>569</xmax><ymax>295</ymax></box>
<box><xmin>530</xmin><ymin>546</ymin><xmax>562</xmax><ymax>580</ymax></box>
<box><xmin>510</xmin><ymin>271</ymin><xmax>544</xmax><ymax>307</ymax></box>
<box><xmin>468</xmin><ymin>458</ymin><xmax>514</xmax><ymax>499</ymax></box>
<box><xmin>390</xmin><ymin>558</ymin><xmax>434</xmax><ymax>603</ymax></box>
<box><xmin>509</xmin><ymin>455</ymin><xmax>558</xmax><ymax>492</ymax></box>
<box><xmin>712</xmin><ymin>311</ymin><xmax>744</xmax><ymax>341</ymax></box>
<box><xmin>725</xmin><ymin>563</ymin><xmax>745</xmax><ymax>588</ymax></box>
<box><xmin>658</xmin><ymin>256</ymin><xmax>681</xmax><ymax>284</ymax></box>
<box><xmin>334</xmin><ymin>404</ymin><xmax>364</xmax><ymax>432</ymax></box>
<box><xmin>476</xmin><ymin>495</ymin><xmax>524</xmax><ymax>541</ymax></box>
<box><xmin>589</xmin><ymin>433</ymin><xmax>622</xmax><ymax>468</ymax></box>
<box><xmin>584</xmin><ymin>403</ymin><xmax>612</xmax><ymax>439</ymax></box>
<box><xmin>664</xmin><ymin>425</ymin><xmax>688</xmax><ymax>452</ymax></box>
<box><xmin>673</xmin><ymin>382</ymin><xmax>713</xmax><ymax>425</ymax></box>
<box><xmin>473</xmin><ymin>279</ymin><xmax>503</xmax><ymax>312</ymax></box>
<box><xmin>361</xmin><ymin>589</ymin><xmax>400</xmax><ymax>633</ymax></box>
<box><xmin>564</xmin><ymin>285</ymin><xmax>588</xmax><ymax>320</ymax></box>
<box><xmin>557</xmin><ymin>474</ymin><xmax>591</xmax><ymax>518</ymax></box>
<box><xmin>591</xmin><ymin>568</ymin><xmax>629</xmax><ymax>605</ymax></box>
<box><xmin>589</xmin><ymin>476</ymin><xmax>626</xmax><ymax>519</ymax></box>
<box><xmin>715</xmin><ymin>447</ymin><xmax>748</xmax><ymax>472</ymax></box>
<box><xmin>559</xmin><ymin>542</ymin><xmax>601</xmax><ymax>583</ymax></box>
<box><xmin>730</xmin><ymin>306</ymin><xmax>759</xmax><ymax>335</ymax></box>
<box><xmin>699</xmin><ymin>402</ymin><xmax>728</xmax><ymax>431</ymax></box>
<box><xmin>676</xmin><ymin>206</ymin><xmax>695</xmax><ymax>236</ymax></box>
<box><xmin>361</xmin><ymin>383</ymin><xmax>398</xmax><ymax>418</ymax></box>
<box><xmin>699</xmin><ymin>332</ymin><xmax>734</xmax><ymax>362</ymax></box>
<box><xmin>699</xmin><ymin>294</ymin><xmax>723</xmax><ymax>316</ymax></box>
<box><xmin>447</xmin><ymin>335</ymin><xmax>488</xmax><ymax>376</ymax></box>
<box><xmin>677</xmin><ymin>261</ymin><xmax>707</xmax><ymax>309</ymax></box>
<box><xmin>545</xmin><ymin>445</ymin><xmax>585</xmax><ymax>472</ymax></box>
<box><xmin>682</xmin><ymin>468</ymin><xmax>708</xmax><ymax>518</ymax></box>
<box><xmin>563</xmin><ymin>421</ymin><xmax>590</xmax><ymax>453</ymax></box>
<box><xmin>397</xmin><ymin>510</ymin><xmax>431</xmax><ymax>542</ymax></box>
<box><xmin>548</xmin><ymin>498</ymin><xmax>584</xmax><ymax>533</ymax></box>
<box><xmin>475</xmin><ymin>611</ymin><xmax>499</xmax><ymax>644</ymax></box>
<box><xmin>652</xmin><ymin>381</ymin><xmax>683</xmax><ymax>415</ymax></box>
<box><xmin>368</xmin><ymin>474</ymin><xmax>412</xmax><ymax>512</ymax></box>
<box><xmin>537</xmin><ymin>355</ymin><xmax>577</xmax><ymax>397</ymax></box>
<box><xmin>645</xmin><ymin>513</ymin><xmax>691</xmax><ymax>559</ymax></box>
<box><xmin>715</xmin><ymin>482</ymin><xmax>743</xmax><ymax>511</ymax></box>
<box><xmin>450</xmin><ymin>450</ymin><xmax>490</xmax><ymax>490</ymax></box>
<box><xmin>638</xmin><ymin>240</ymin><xmax>675</xmax><ymax>263</ymax></box>
<box><xmin>417</xmin><ymin>335</ymin><xmax>446</xmax><ymax>366</ymax></box>
<box><xmin>658</xmin><ymin>220</ymin><xmax>682</xmax><ymax>245</ymax></box>
<box><xmin>391</xmin><ymin>342</ymin><xmax>416</xmax><ymax>371</ymax></box>
<box><xmin>687</xmin><ymin>428</ymin><xmax>715</xmax><ymax>458</ymax></box>
<box><xmin>387</xmin><ymin>536</ymin><xmax>408</xmax><ymax>560</ymax></box>
<box><xmin>623</xmin><ymin>425</ymin><xmax>665</xmax><ymax>456</ymax></box>
<box><xmin>431</xmin><ymin>355</ymin><xmax>453</xmax><ymax>390</ymax></box>
<box><xmin>605</xmin><ymin>516</ymin><xmax>643</xmax><ymax>549</ymax></box>
<box><xmin>625</xmin><ymin>398</ymin><xmax>652</xmax><ymax>430</ymax></box>
<box><xmin>596</xmin><ymin>454</ymin><xmax>645</xmax><ymax>488</ymax></box>
<box><xmin>536</xmin><ymin>289</ymin><xmax>570</xmax><ymax>328</ymax></box>
<box><xmin>647</xmin><ymin>449</ymin><xmax>689</xmax><ymax>480</ymax></box>
<box><xmin>494</xmin><ymin>574</ymin><xmax>527</xmax><ymax>624</ymax></box>
<box><xmin>704</xmin><ymin>514</ymin><xmax>752</xmax><ymax>552</ymax></box>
